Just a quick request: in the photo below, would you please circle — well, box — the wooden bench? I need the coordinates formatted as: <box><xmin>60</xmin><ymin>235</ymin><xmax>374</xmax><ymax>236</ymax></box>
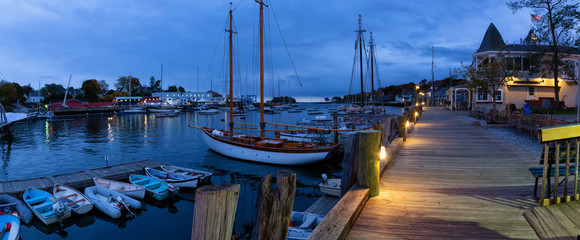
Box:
<box><xmin>529</xmin><ymin>164</ymin><xmax>576</xmax><ymax>198</ymax></box>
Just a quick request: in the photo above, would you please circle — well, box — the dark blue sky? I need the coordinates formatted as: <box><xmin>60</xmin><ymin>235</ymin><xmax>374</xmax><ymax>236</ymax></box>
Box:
<box><xmin>0</xmin><ymin>0</ymin><xmax>531</xmax><ymax>101</ymax></box>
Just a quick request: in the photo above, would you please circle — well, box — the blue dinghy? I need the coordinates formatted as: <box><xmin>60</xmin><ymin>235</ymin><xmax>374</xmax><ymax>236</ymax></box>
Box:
<box><xmin>84</xmin><ymin>186</ymin><xmax>141</xmax><ymax>219</ymax></box>
<box><xmin>0</xmin><ymin>214</ymin><xmax>19</xmax><ymax>240</ymax></box>
<box><xmin>23</xmin><ymin>188</ymin><xmax>71</xmax><ymax>225</ymax></box>
<box><xmin>129</xmin><ymin>175</ymin><xmax>177</xmax><ymax>200</ymax></box>
<box><xmin>0</xmin><ymin>195</ymin><xmax>33</xmax><ymax>224</ymax></box>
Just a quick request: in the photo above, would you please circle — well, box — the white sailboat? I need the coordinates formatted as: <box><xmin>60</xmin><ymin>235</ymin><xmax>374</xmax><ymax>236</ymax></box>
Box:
<box><xmin>191</xmin><ymin>2</ymin><xmax>339</xmax><ymax>165</ymax></box>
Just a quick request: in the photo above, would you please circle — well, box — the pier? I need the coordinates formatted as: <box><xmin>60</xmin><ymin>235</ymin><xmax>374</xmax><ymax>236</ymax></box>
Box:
<box><xmin>0</xmin><ymin>159</ymin><xmax>165</xmax><ymax>195</ymax></box>
<box><xmin>345</xmin><ymin>110</ymin><xmax>539</xmax><ymax>239</ymax></box>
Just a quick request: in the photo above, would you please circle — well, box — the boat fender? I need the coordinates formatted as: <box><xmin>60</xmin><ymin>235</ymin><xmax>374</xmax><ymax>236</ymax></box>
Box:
<box><xmin>166</xmin><ymin>173</ymin><xmax>169</xmax><ymax>180</ymax></box>
<box><xmin>4</xmin><ymin>222</ymin><xmax>10</xmax><ymax>231</ymax></box>
<box><xmin>275</xmin><ymin>131</ymin><xmax>281</xmax><ymax>138</ymax></box>
<box><xmin>212</xmin><ymin>130</ymin><xmax>224</xmax><ymax>137</ymax></box>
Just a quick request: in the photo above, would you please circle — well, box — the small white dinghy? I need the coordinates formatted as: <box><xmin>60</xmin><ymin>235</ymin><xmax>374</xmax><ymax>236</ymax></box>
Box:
<box><xmin>318</xmin><ymin>174</ymin><xmax>341</xmax><ymax>197</ymax></box>
<box><xmin>53</xmin><ymin>184</ymin><xmax>93</xmax><ymax>215</ymax></box>
<box><xmin>144</xmin><ymin>167</ymin><xmax>199</xmax><ymax>189</ymax></box>
<box><xmin>84</xmin><ymin>186</ymin><xmax>142</xmax><ymax>219</ymax></box>
<box><xmin>160</xmin><ymin>165</ymin><xmax>213</xmax><ymax>185</ymax></box>
<box><xmin>93</xmin><ymin>178</ymin><xmax>146</xmax><ymax>200</ymax></box>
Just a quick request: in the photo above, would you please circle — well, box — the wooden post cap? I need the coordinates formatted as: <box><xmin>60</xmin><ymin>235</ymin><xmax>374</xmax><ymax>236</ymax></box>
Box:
<box><xmin>196</xmin><ymin>184</ymin><xmax>240</xmax><ymax>194</ymax></box>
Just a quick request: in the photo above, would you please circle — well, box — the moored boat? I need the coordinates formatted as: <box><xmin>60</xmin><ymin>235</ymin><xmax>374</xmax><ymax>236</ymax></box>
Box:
<box><xmin>84</xmin><ymin>186</ymin><xmax>142</xmax><ymax>219</ymax></box>
<box><xmin>0</xmin><ymin>214</ymin><xmax>20</xmax><ymax>240</ymax></box>
<box><xmin>0</xmin><ymin>195</ymin><xmax>33</xmax><ymax>224</ymax></box>
<box><xmin>53</xmin><ymin>184</ymin><xmax>93</xmax><ymax>215</ymax></box>
<box><xmin>22</xmin><ymin>188</ymin><xmax>71</xmax><ymax>225</ymax></box>
<box><xmin>319</xmin><ymin>174</ymin><xmax>341</xmax><ymax>197</ymax></box>
<box><xmin>287</xmin><ymin>211</ymin><xmax>325</xmax><ymax>240</ymax></box>
<box><xmin>160</xmin><ymin>165</ymin><xmax>213</xmax><ymax>184</ymax></box>
<box><xmin>129</xmin><ymin>175</ymin><xmax>175</xmax><ymax>200</ymax></box>
<box><xmin>144</xmin><ymin>167</ymin><xmax>199</xmax><ymax>189</ymax></box>
<box><xmin>93</xmin><ymin>178</ymin><xmax>146</xmax><ymax>200</ymax></box>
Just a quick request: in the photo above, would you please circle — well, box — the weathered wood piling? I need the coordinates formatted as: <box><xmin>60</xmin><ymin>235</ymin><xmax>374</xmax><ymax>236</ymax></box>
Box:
<box><xmin>357</xmin><ymin>130</ymin><xmax>380</xmax><ymax>197</ymax></box>
<box><xmin>251</xmin><ymin>170</ymin><xmax>296</xmax><ymax>240</ymax></box>
<box><xmin>191</xmin><ymin>184</ymin><xmax>240</xmax><ymax>240</ymax></box>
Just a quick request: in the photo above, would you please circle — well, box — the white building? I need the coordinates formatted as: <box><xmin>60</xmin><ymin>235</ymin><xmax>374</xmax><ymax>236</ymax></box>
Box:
<box><xmin>152</xmin><ymin>92</ymin><xmax>214</xmax><ymax>106</ymax></box>
<box><xmin>27</xmin><ymin>91</ymin><xmax>44</xmax><ymax>103</ymax></box>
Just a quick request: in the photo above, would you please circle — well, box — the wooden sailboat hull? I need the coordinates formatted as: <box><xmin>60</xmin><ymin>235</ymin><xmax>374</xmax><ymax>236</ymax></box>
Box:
<box><xmin>200</xmin><ymin>128</ymin><xmax>335</xmax><ymax>165</ymax></box>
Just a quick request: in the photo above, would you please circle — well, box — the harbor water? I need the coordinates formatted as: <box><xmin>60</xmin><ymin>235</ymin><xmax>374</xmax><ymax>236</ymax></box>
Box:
<box><xmin>1</xmin><ymin>103</ymin><xmax>401</xmax><ymax>239</ymax></box>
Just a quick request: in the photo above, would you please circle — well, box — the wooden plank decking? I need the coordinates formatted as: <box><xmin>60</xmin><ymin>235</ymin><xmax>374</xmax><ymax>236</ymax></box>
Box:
<box><xmin>346</xmin><ymin>111</ymin><xmax>540</xmax><ymax>239</ymax></box>
<box><xmin>524</xmin><ymin>201</ymin><xmax>580</xmax><ymax>239</ymax></box>
<box><xmin>0</xmin><ymin>159</ymin><xmax>165</xmax><ymax>195</ymax></box>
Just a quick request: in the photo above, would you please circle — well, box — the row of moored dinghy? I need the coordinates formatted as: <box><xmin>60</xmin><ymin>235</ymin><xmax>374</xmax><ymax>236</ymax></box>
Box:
<box><xmin>0</xmin><ymin>165</ymin><xmax>212</xmax><ymax>239</ymax></box>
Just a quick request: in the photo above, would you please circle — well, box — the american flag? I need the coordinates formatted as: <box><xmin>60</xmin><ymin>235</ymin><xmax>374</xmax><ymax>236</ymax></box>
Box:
<box><xmin>531</xmin><ymin>14</ymin><xmax>541</xmax><ymax>22</ymax></box>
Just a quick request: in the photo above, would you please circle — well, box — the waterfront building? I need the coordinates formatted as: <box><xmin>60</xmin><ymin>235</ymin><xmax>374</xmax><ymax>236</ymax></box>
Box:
<box><xmin>26</xmin><ymin>91</ymin><xmax>44</xmax><ymax>103</ymax></box>
<box><xmin>48</xmin><ymin>99</ymin><xmax>113</xmax><ymax>110</ymax></box>
<box><xmin>470</xmin><ymin>23</ymin><xmax>580</xmax><ymax>111</ymax></box>
<box><xmin>113</xmin><ymin>96</ymin><xmax>143</xmax><ymax>106</ymax></box>
<box><xmin>152</xmin><ymin>91</ymin><xmax>215</xmax><ymax>106</ymax></box>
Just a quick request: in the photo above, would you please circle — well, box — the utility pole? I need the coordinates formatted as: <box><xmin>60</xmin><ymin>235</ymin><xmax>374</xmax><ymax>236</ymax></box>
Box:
<box><xmin>431</xmin><ymin>46</ymin><xmax>435</xmax><ymax>106</ymax></box>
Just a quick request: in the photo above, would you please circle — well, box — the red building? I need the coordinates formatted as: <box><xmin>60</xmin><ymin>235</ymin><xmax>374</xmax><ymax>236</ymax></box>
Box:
<box><xmin>48</xmin><ymin>99</ymin><xmax>113</xmax><ymax>110</ymax></box>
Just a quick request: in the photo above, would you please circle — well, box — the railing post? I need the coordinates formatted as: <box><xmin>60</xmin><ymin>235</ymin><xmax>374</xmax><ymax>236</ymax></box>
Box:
<box><xmin>540</xmin><ymin>143</ymin><xmax>549</xmax><ymax>206</ymax></box>
<box><xmin>357</xmin><ymin>130</ymin><xmax>380</xmax><ymax>197</ymax></box>
<box><xmin>564</xmin><ymin>141</ymin><xmax>571</xmax><ymax>202</ymax></box>
<box><xmin>192</xmin><ymin>184</ymin><xmax>240</xmax><ymax>240</ymax></box>
<box><xmin>554</xmin><ymin>143</ymin><xmax>561</xmax><ymax>204</ymax></box>
<box><xmin>398</xmin><ymin>116</ymin><xmax>407</xmax><ymax>141</ymax></box>
<box><xmin>252</xmin><ymin>170</ymin><xmax>296</xmax><ymax>240</ymax></box>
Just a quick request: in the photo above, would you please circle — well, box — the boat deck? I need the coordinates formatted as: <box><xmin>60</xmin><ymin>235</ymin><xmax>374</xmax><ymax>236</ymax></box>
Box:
<box><xmin>0</xmin><ymin>159</ymin><xmax>165</xmax><ymax>196</ymax></box>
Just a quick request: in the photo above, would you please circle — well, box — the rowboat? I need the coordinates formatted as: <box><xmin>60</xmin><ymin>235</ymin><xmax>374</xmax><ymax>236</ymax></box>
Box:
<box><xmin>53</xmin><ymin>184</ymin><xmax>93</xmax><ymax>215</ymax></box>
<box><xmin>0</xmin><ymin>214</ymin><xmax>19</xmax><ymax>240</ymax></box>
<box><xmin>22</xmin><ymin>188</ymin><xmax>71</xmax><ymax>225</ymax></box>
<box><xmin>160</xmin><ymin>165</ymin><xmax>213</xmax><ymax>184</ymax></box>
<box><xmin>0</xmin><ymin>195</ymin><xmax>33</xmax><ymax>224</ymax></box>
<box><xmin>319</xmin><ymin>174</ymin><xmax>341</xmax><ymax>197</ymax></box>
<box><xmin>93</xmin><ymin>178</ymin><xmax>146</xmax><ymax>199</ymax></box>
<box><xmin>84</xmin><ymin>186</ymin><xmax>142</xmax><ymax>219</ymax></box>
<box><xmin>129</xmin><ymin>175</ymin><xmax>176</xmax><ymax>200</ymax></box>
<box><xmin>144</xmin><ymin>167</ymin><xmax>199</xmax><ymax>189</ymax></box>
<box><xmin>287</xmin><ymin>211</ymin><xmax>325</xmax><ymax>240</ymax></box>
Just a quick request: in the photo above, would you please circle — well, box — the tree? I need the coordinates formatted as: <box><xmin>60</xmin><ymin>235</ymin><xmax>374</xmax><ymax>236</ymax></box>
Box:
<box><xmin>507</xmin><ymin>0</ymin><xmax>580</xmax><ymax>109</ymax></box>
<box><xmin>167</xmin><ymin>85</ymin><xmax>178</xmax><ymax>92</ymax></box>
<box><xmin>98</xmin><ymin>80</ymin><xmax>109</xmax><ymax>93</ymax></box>
<box><xmin>324</xmin><ymin>97</ymin><xmax>330</xmax><ymax>102</ymax></box>
<box><xmin>331</xmin><ymin>96</ymin><xmax>342</xmax><ymax>102</ymax></box>
<box><xmin>178</xmin><ymin>86</ymin><xmax>185</xmax><ymax>92</ymax></box>
<box><xmin>82</xmin><ymin>79</ymin><xmax>102</xmax><ymax>102</ymax></box>
<box><xmin>458</xmin><ymin>53</ymin><xmax>516</xmax><ymax>121</ymax></box>
<box><xmin>41</xmin><ymin>83</ymin><xmax>65</xmax><ymax>103</ymax></box>
<box><xmin>0</xmin><ymin>83</ymin><xmax>18</xmax><ymax>110</ymax></box>
<box><xmin>115</xmin><ymin>76</ymin><xmax>141</xmax><ymax>95</ymax></box>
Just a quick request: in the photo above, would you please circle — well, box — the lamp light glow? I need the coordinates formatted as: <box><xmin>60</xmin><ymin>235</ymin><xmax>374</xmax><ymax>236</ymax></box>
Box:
<box><xmin>415</xmin><ymin>112</ymin><xmax>418</xmax><ymax>117</ymax></box>
<box><xmin>406</xmin><ymin>120</ymin><xmax>410</xmax><ymax>127</ymax></box>
<box><xmin>380</xmin><ymin>146</ymin><xmax>386</xmax><ymax>160</ymax></box>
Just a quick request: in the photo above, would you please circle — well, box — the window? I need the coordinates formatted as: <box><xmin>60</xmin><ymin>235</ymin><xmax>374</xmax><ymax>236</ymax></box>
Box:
<box><xmin>477</xmin><ymin>90</ymin><xmax>488</xmax><ymax>101</ymax></box>
<box><xmin>494</xmin><ymin>90</ymin><xmax>502</xmax><ymax>101</ymax></box>
<box><xmin>506</xmin><ymin>57</ymin><xmax>514</xmax><ymax>70</ymax></box>
<box><xmin>528</xmin><ymin>87</ymin><xmax>534</xmax><ymax>96</ymax></box>
<box><xmin>523</xmin><ymin>57</ymin><xmax>530</xmax><ymax>71</ymax></box>
<box><xmin>514</xmin><ymin>57</ymin><xmax>522</xmax><ymax>70</ymax></box>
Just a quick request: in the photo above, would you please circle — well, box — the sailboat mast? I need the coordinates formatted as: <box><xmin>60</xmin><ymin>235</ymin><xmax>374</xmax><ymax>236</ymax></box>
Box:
<box><xmin>228</xmin><ymin>3</ymin><xmax>234</xmax><ymax>132</ymax></box>
<box><xmin>370</xmin><ymin>32</ymin><xmax>375</xmax><ymax>110</ymax></box>
<box><xmin>257</xmin><ymin>0</ymin><xmax>268</xmax><ymax>138</ymax></box>
<box><xmin>62</xmin><ymin>74</ymin><xmax>72</xmax><ymax>108</ymax></box>
<box><xmin>160</xmin><ymin>64</ymin><xmax>164</xmax><ymax>107</ymax></box>
<box><xmin>357</xmin><ymin>15</ymin><xmax>365</xmax><ymax>107</ymax></box>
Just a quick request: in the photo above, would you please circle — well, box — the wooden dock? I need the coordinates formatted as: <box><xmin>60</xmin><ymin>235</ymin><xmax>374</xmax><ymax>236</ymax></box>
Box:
<box><xmin>0</xmin><ymin>159</ymin><xmax>165</xmax><ymax>195</ymax></box>
<box><xmin>346</xmin><ymin>110</ymin><xmax>540</xmax><ymax>239</ymax></box>
<box><xmin>524</xmin><ymin>201</ymin><xmax>580</xmax><ymax>239</ymax></box>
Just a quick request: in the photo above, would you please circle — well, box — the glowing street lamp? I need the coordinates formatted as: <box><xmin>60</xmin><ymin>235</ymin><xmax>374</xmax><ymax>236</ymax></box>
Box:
<box><xmin>379</xmin><ymin>146</ymin><xmax>386</xmax><ymax>160</ymax></box>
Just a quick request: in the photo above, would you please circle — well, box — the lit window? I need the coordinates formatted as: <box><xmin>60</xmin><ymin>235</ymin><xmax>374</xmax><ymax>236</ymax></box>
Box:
<box><xmin>528</xmin><ymin>87</ymin><xmax>535</xmax><ymax>96</ymax></box>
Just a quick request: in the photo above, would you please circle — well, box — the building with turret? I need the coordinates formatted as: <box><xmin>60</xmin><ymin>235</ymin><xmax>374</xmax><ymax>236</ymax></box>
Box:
<box><xmin>469</xmin><ymin>23</ymin><xmax>579</xmax><ymax>111</ymax></box>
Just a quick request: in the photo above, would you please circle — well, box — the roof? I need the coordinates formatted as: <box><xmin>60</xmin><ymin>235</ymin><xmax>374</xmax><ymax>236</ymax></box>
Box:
<box><xmin>524</xmin><ymin>29</ymin><xmax>539</xmax><ymax>44</ymax></box>
<box><xmin>476</xmin><ymin>23</ymin><xmax>506</xmax><ymax>53</ymax></box>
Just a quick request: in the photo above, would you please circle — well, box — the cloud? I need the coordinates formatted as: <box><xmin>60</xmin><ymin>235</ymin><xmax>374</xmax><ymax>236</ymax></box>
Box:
<box><xmin>0</xmin><ymin>0</ymin><xmax>540</xmax><ymax>99</ymax></box>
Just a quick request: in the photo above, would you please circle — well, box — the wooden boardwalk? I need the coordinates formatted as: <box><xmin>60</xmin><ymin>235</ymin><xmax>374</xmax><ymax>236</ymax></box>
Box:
<box><xmin>524</xmin><ymin>200</ymin><xmax>580</xmax><ymax>239</ymax></box>
<box><xmin>346</xmin><ymin>111</ymin><xmax>540</xmax><ymax>239</ymax></box>
<box><xmin>0</xmin><ymin>159</ymin><xmax>165</xmax><ymax>195</ymax></box>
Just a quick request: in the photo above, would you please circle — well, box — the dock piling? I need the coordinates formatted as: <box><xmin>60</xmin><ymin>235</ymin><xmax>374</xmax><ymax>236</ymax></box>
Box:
<box><xmin>191</xmin><ymin>184</ymin><xmax>240</xmax><ymax>240</ymax></box>
<box><xmin>357</xmin><ymin>130</ymin><xmax>380</xmax><ymax>197</ymax></box>
<box><xmin>251</xmin><ymin>170</ymin><xmax>296</xmax><ymax>240</ymax></box>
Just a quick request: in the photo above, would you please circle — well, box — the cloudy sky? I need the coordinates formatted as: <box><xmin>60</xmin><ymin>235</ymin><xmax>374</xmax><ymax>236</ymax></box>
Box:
<box><xmin>0</xmin><ymin>0</ymin><xmax>532</xmax><ymax>101</ymax></box>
